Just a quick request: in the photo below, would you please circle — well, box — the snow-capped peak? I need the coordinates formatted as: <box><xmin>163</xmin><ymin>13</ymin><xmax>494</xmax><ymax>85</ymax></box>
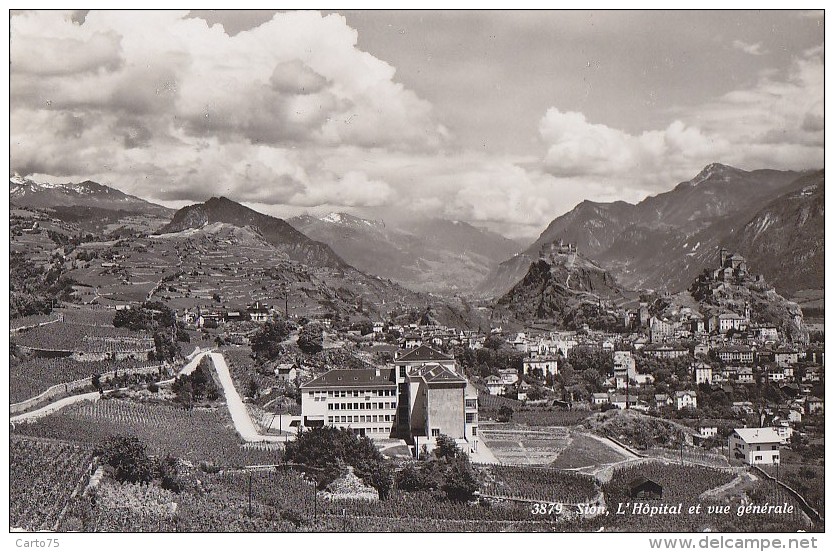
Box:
<box><xmin>322</xmin><ymin>212</ymin><xmax>344</xmax><ymax>224</ymax></box>
<box><xmin>10</xmin><ymin>173</ymin><xmax>27</xmax><ymax>186</ymax></box>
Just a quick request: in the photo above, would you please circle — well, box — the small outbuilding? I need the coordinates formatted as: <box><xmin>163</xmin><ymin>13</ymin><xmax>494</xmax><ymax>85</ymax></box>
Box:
<box><xmin>628</xmin><ymin>477</ymin><xmax>663</xmax><ymax>500</ymax></box>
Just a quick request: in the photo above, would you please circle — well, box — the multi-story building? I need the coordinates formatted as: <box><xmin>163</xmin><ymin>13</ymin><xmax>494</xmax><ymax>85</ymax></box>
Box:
<box><xmin>644</xmin><ymin>343</ymin><xmax>689</xmax><ymax>360</ymax></box>
<box><xmin>715</xmin><ymin>344</ymin><xmax>754</xmax><ymax>364</ymax></box>
<box><xmin>300</xmin><ymin>345</ymin><xmax>479</xmax><ymax>454</ymax></box>
<box><xmin>730</xmin><ymin>427</ymin><xmax>781</xmax><ymax>465</ymax></box>
<box><xmin>718</xmin><ymin>312</ymin><xmax>747</xmax><ymax>334</ymax></box>
<box><xmin>523</xmin><ymin>355</ymin><xmax>558</xmax><ymax>378</ymax></box>
<box><xmin>693</xmin><ymin>362</ymin><xmax>713</xmax><ymax>385</ymax></box>
<box><xmin>649</xmin><ymin>317</ymin><xmax>676</xmax><ymax>343</ymax></box>
<box><xmin>300</xmin><ymin>368</ymin><xmax>399</xmax><ymax>438</ymax></box>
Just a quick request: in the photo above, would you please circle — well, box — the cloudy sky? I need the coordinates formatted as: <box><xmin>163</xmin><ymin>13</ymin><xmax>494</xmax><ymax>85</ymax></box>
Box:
<box><xmin>10</xmin><ymin>10</ymin><xmax>824</xmax><ymax>239</ymax></box>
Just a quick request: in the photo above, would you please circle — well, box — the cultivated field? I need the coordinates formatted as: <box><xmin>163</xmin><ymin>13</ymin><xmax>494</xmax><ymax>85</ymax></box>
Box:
<box><xmin>12</xmin><ymin>397</ymin><xmax>283</xmax><ymax>467</ymax></box>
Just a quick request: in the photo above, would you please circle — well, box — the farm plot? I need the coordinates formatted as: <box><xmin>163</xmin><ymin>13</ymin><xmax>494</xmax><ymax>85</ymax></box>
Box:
<box><xmin>478</xmin><ymin>465</ymin><xmax>599</xmax><ymax>503</ymax></box>
<box><xmin>479</xmin><ymin>426</ymin><xmax>571</xmax><ymax>464</ymax></box>
<box><xmin>550</xmin><ymin>432</ymin><xmax>630</xmax><ymax>470</ymax></box>
<box><xmin>602</xmin><ymin>461</ymin><xmax>810</xmax><ymax>532</ymax></box>
<box><xmin>10</xmin><ymin>436</ymin><xmax>94</xmax><ymax>531</ymax></box>
<box><xmin>10</xmin><ymin>357</ymin><xmax>157</xmax><ymax>403</ymax></box>
<box><xmin>12</xmin><ymin>398</ymin><xmax>283</xmax><ymax>467</ymax></box>
<box><xmin>15</xmin><ymin>321</ymin><xmax>145</xmax><ymax>351</ymax></box>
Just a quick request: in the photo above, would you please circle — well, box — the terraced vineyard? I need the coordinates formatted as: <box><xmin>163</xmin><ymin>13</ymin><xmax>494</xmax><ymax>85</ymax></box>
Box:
<box><xmin>479</xmin><ymin>426</ymin><xmax>571</xmax><ymax>464</ymax></box>
<box><xmin>478</xmin><ymin>465</ymin><xmax>599</xmax><ymax>503</ymax></box>
<box><xmin>12</xmin><ymin>398</ymin><xmax>283</xmax><ymax>467</ymax></box>
<box><xmin>602</xmin><ymin>461</ymin><xmax>809</xmax><ymax>532</ymax></box>
<box><xmin>10</xmin><ymin>357</ymin><xmax>158</xmax><ymax>403</ymax></box>
<box><xmin>10</xmin><ymin>437</ymin><xmax>94</xmax><ymax>531</ymax></box>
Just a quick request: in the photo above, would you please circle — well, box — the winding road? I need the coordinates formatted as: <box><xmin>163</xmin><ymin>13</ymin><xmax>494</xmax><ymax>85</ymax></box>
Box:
<box><xmin>12</xmin><ymin>348</ymin><xmax>290</xmax><ymax>443</ymax></box>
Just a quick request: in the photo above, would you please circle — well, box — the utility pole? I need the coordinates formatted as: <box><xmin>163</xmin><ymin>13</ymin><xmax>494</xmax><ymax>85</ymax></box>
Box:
<box><xmin>248</xmin><ymin>473</ymin><xmax>252</xmax><ymax>517</ymax></box>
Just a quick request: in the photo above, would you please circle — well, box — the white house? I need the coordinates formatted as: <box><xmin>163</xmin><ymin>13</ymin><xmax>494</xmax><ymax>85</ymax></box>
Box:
<box><xmin>730</xmin><ymin>427</ymin><xmax>781</xmax><ymax>465</ymax></box>
<box><xmin>484</xmin><ymin>375</ymin><xmax>506</xmax><ymax>396</ymax></box>
<box><xmin>699</xmin><ymin>426</ymin><xmax>718</xmax><ymax>439</ymax></box>
<box><xmin>523</xmin><ymin>356</ymin><xmax>558</xmax><ymax>378</ymax></box>
<box><xmin>675</xmin><ymin>390</ymin><xmax>698</xmax><ymax>410</ymax></box>
<box><xmin>693</xmin><ymin>362</ymin><xmax>713</xmax><ymax>385</ymax></box>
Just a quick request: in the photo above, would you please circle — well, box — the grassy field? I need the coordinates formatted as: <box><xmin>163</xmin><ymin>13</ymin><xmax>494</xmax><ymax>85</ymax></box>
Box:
<box><xmin>550</xmin><ymin>432</ymin><xmax>629</xmax><ymax>469</ymax></box>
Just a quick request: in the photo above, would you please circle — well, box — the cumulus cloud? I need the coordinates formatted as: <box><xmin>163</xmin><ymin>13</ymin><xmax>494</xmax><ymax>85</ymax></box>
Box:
<box><xmin>9</xmin><ymin>10</ymin><xmax>824</xmax><ymax>241</ymax></box>
<box><xmin>539</xmin><ymin>46</ymin><xmax>823</xmax><ymax>194</ymax></box>
<box><xmin>732</xmin><ymin>40</ymin><xmax>767</xmax><ymax>55</ymax></box>
<box><xmin>11</xmin><ymin>10</ymin><xmax>444</xmax><ymax>205</ymax></box>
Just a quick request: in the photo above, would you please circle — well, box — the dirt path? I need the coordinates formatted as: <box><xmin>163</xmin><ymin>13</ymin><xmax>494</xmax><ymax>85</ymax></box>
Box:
<box><xmin>10</xmin><ymin>391</ymin><xmax>102</xmax><ymax>424</ymax></box>
<box><xmin>206</xmin><ymin>353</ymin><xmax>289</xmax><ymax>443</ymax></box>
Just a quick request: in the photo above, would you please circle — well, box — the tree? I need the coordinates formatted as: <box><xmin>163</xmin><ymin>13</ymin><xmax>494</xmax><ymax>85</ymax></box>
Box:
<box><xmin>298</xmin><ymin>323</ymin><xmax>324</xmax><ymax>355</ymax></box>
<box><xmin>497</xmin><ymin>405</ymin><xmax>514</xmax><ymax>422</ymax></box>
<box><xmin>442</xmin><ymin>456</ymin><xmax>479</xmax><ymax>501</ymax></box>
<box><xmin>483</xmin><ymin>335</ymin><xmax>505</xmax><ymax>350</ymax></box>
<box><xmin>251</xmin><ymin>320</ymin><xmax>290</xmax><ymax>362</ymax></box>
<box><xmin>434</xmin><ymin>434</ymin><xmax>462</xmax><ymax>461</ymax></box>
<box><xmin>95</xmin><ymin>435</ymin><xmax>156</xmax><ymax>484</ymax></box>
<box><xmin>284</xmin><ymin>426</ymin><xmax>393</xmax><ymax>498</ymax></box>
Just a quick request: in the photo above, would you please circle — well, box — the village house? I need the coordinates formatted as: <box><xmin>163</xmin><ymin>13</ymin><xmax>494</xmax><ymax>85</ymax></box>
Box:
<box><xmin>654</xmin><ymin>393</ymin><xmax>672</xmax><ymax>410</ymax></box>
<box><xmin>699</xmin><ymin>426</ymin><xmax>718</xmax><ymax>439</ymax></box>
<box><xmin>736</xmin><ymin>367</ymin><xmax>755</xmax><ymax>384</ymax></box>
<box><xmin>484</xmin><ymin>375</ymin><xmax>506</xmax><ymax>396</ymax></box>
<box><xmin>675</xmin><ymin>390</ymin><xmax>698</xmax><ymax>410</ymax></box>
<box><xmin>715</xmin><ymin>344</ymin><xmax>754</xmax><ymax>364</ymax></box>
<box><xmin>730</xmin><ymin>427</ymin><xmax>781</xmax><ymax>465</ymax></box>
<box><xmin>247</xmin><ymin>301</ymin><xmax>270</xmax><ymax>323</ymax></box>
<box><xmin>498</xmin><ymin>368</ymin><xmax>519</xmax><ymax>385</ymax></box>
<box><xmin>592</xmin><ymin>392</ymin><xmax>610</xmax><ymax>406</ymax></box>
<box><xmin>274</xmin><ymin>363</ymin><xmax>299</xmax><ymax>382</ymax></box>
<box><xmin>751</xmin><ymin>325</ymin><xmax>779</xmax><ymax>344</ymax></box>
<box><xmin>774</xmin><ymin>346</ymin><xmax>800</xmax><ymax>367</ymax></box>
<box><xmin>613</xmin><ymin>350</ymin><xmax>636</xmax><ymax>382</ymax></box>
<box><xmin>693</xmin><ymin>343</ymin><xmax>710</xmax><ymax>358</ymax></box>
<box><xmin>693</xmin><ymin>361</ymin><xmax>713</xmax><ymax>385</ymax></box>
<box><xmin>644</xmin><ymin>343</ymin><xmax>689</xmax><ymax>360</ymax></box>
<box><xmin>522</xmin><ymin>355</ymin><xmax>558</xmax><ymax>378</ymax></box>
<box><xmin>610</xmin><ymin>393</ymin><xmax>639</xmax><ymax>410</ymax></box>
<box><xmin>806</xmin><ymin>396</ymin><xmax>824</xmax><ymax>415</ymax></box>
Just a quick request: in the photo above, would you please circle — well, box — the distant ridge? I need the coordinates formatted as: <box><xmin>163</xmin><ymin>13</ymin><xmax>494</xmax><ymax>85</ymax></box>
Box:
<box><xmin>159</xmin><ymin>196</ymin><xmax>348</xmax><ymax>269</ymax></box>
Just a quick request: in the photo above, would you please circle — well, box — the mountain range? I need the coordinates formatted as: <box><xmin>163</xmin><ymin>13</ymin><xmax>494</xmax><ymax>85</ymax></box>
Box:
<box><xmin>479</xmin><ymin>164</ymin><xmax>824</xmax><ymax>299</ymax></box>
<box><xmin>288</xmin><ymin>212</ymin><xmax>520</xmax><ymax>295</ymax></box>
<box><xmin>159</xmin><ymin>197</ymin><xmax>347</xmax><ymax>269</ymax></box>
<box><xmin>9</xmin><ymin>174</ymin><xmax>173</xmax><ymax>234</ymax></box>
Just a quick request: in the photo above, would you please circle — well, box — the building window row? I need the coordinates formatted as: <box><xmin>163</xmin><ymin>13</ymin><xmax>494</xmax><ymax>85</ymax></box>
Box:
<box><xmin>327</xmin><ymin>402</ymin><xmax>396</xmax><ymax>411</ymax></box>
<box><xmin>327</xmin><ymin>415</ymin><xmax>392</xmax><ymax>423</ymax></box>
<box><xmin>315</xmin><ymin>389</ymin><xmax>394</xmax><ymax>398</ymax></box>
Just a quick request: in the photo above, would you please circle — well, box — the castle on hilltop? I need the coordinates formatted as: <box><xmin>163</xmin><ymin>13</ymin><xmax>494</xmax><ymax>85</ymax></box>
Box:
<box><xmin>710</xmin><ymin>247</ymin><xmax>765</xmax><ymax>284</ymax></box>
<box><xmin>540</xmin><ymin>239</ymin><xmax>577</xmax><ymax>265</ymax></box>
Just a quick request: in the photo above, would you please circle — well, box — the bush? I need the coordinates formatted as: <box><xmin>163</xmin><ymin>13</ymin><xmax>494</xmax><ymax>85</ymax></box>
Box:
<box><xmin>251</xmin><ymin>320</ymin><xmax>290</xmax><ymax>362</ymax></box>
<box><xmin>297</xmin><ymin>323</ymin><xmax>324</xmax><ymax>355</ymax></box>
<box><xmin>94</xmin><ymin>435</ymin><xmax>156</xmax><ymax>484</ymax></box>
<box><xmin>284</xmin><ymin>426</ymin><xmax>393</xmax><ymax>498</ymax></box>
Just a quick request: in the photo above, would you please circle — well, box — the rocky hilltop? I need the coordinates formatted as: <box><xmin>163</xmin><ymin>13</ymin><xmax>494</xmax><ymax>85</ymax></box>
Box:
<box><xmin>160</xmin><ymin>197</ymin><xmax>347</xmax><ymax>269</ymax></box>
<box><xmin>495</xmin><ymin>241</ymin><xmax>629</xmax><ymax>329</ymax></box>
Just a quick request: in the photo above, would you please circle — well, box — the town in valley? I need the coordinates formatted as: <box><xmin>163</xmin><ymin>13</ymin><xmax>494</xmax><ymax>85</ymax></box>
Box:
<box><xmin>8</xmin><ymin>9</ymin><xmax>824</xmax><ymax>535</ymax></box>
